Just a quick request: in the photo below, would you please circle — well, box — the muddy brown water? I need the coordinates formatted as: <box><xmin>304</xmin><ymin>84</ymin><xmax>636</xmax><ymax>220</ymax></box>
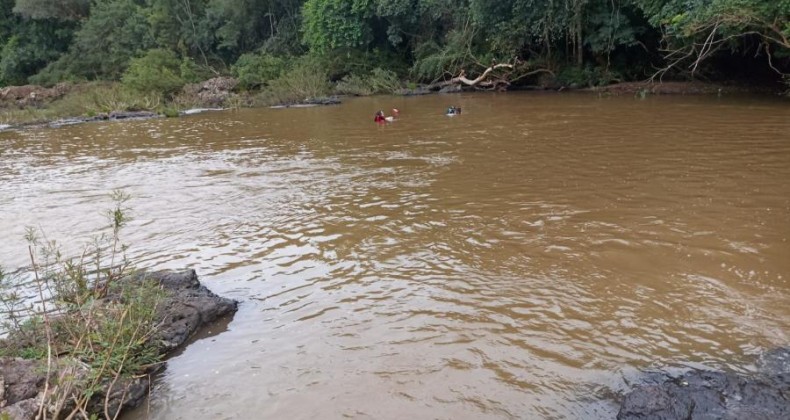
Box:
<box><xmin>1</xmin><ymin>93</ymin><xmax>789</xmax><ymax>418</ymax></box>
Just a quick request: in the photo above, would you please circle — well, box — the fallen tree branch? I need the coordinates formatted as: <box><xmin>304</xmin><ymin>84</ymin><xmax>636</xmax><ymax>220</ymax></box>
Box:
<box><xmin>426</xmin><ymin>63</ymin><xmax>515</xmax><ymax>91</ymax></box>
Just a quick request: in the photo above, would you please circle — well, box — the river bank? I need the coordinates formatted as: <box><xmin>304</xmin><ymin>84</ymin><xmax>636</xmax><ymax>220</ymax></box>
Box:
<box><xmin>0</xmin><ymin>270</ymin><xmax>237</xmax><ymax>419</ymax></box>
<box><xmin>1</xmin><ymin>79</ymin><xmax>784</xmax><ymax>133</ymax></box>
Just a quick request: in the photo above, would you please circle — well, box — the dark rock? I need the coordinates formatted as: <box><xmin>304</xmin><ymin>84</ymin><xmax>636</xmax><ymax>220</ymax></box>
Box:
<box><xmin>270</xmin><ymin>96</ymin><xmax>341</xmax><ymax>108</ymax></box>
<box><xmin>0</xmin><ymin>358</ymin><xmax>45</xmax><ymax>405</ymax></box>
<box><xmin>85</xmin><ymin>375</ymin><xmax>150</xmax><ymax>418</ymax></box>
<box><xmin>758</xmin><ymin>347</ymin><xmax>790</xmax><ymax>375</ymax></box>
<box><xmin>46</xmin><ymin>111</ymin><xmax>160</xmax><ymax>129</ymax></box>
<box><xmin>132</xmin><ymin>269</ymin><xmax>238</xmax><ymax>351</ymax></box>
<box><xmin>0</xmin><ymin>358</ymin><xmax>45</xmax><ymax>420</ymax></box>
<box><xmin>108</xmin><ymin>111</ymin><xmax>159</xmax><ymax>121</ymax></box>
<box><xmin>395</xmin><ymin>87</ymin><xmax>432</xmax><ymax>96</ymax></box>
<box><xmin>439</xmin><ymin>84</ymin><xmax>463</xmax><ymax>94</ymax></box>
<box><xmin>304</xmin><ymin>96</ymin><xmax>341</xmax><ymax>106</ymax></box>
<box><xmin>618</xmin><ymin>368</ymin><xmax>790</xmax><ymax>420</ymax></box>
<box><xmin>0</xmin><ymin>398</ymin><xmax>38</xmax><ymax>420</ymax></box>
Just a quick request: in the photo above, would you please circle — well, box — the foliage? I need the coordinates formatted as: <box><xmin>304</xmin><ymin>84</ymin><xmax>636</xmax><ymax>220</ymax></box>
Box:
<box><xmin>557</xmin><ymin>65</ymin><xmax>620</xmax><ymax>87</ymax></box>
<box><xmin>12</xmin><ymin>0</ymin><xmax>89</xmax><ymax>20</ymax></box>
<box><xmin>302</xmin><ymin>0</ymin><xmax>373</xmax><ymax>52</ymax></box>
<box><xmin>231</xmin><ymin>52</ymin><xmax>288</xmax><ymax>90</ymax></box>
<box><xmin>66</xmin><ymin>0</ymin><xmax>154</xmax><ymax>80</ymax></box>
<box><xmin>633</xmin><ymin>0</ymin><xmax>790</xmax><ymax>78</ymax></box>
<box><xmin>256</xmin><ymin>55</ymin><xmax>331</xmax><ymax>104</ymax></box>
<box><xmin>411</xmin><ymin>26</ymin><xmax>478</xmax><ymax>83</ymax></box>
<box><xmin>335</xmin><ymin>67</ymin><xmax>400</xmax><ymax>95</ymax></box>
<box><xmin>122</xmin><ymin>49</ymin><xmax>187</xmax><ymax>96</ymax></box>
<box><xmin>0</xmin><ymin>0</ymin><xmax>788</xmax><ymax>91</ymax></box>
<box><xmin>0</xmin><ymin>18</ymin><xmax>76</xmax><ymax>86</ymax></box>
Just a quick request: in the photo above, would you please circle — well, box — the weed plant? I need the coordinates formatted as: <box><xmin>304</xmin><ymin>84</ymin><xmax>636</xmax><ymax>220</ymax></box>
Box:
<box><xmin>0</xmin><ymin>190</ymin><xmax>164</xmax><ymax>419</ymax></box>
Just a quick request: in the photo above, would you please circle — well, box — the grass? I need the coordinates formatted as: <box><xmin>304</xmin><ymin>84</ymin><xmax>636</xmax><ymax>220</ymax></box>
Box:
<box><xmin>0</xmin><ymin>83</ymin><xmax>163</xmax><ymax>126</ymax></box>
<box><xmin>0</xmin><ymin>64</ymin><xmax>403</xmax><ymax>126</ymax></box>
<box><xmin>253</xmin><ymin>60</ymin><xmax>332</xmax><ymax>106</ymax></box>
<box><xmin>335</xmin><ymin>68</ymin><xmax>402</xmax><ymax>96</ymax></box>
<box><xmin>0</xmin><ymin>190</ymin><xmax>165</xmax><ymax>419</ymax></box>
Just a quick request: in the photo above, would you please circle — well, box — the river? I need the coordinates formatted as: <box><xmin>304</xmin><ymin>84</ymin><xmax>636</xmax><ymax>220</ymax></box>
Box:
<box><xmin>1</xmin><ymin>92</ymin><xmax>789</xmax><ymax>418</ymax></box>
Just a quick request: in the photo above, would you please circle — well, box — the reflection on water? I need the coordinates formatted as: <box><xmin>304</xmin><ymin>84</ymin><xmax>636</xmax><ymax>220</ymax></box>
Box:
<box><xmin>1</xmin><ymin>93</ymin><xmax>789</xmax><ymax>418</ymax></box>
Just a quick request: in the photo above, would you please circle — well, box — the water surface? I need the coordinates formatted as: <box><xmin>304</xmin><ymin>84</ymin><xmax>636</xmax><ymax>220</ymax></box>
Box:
<box><xmin>1</xmin><ymin>93</ymin><xmax>789</xmax><ymax>418</ymax></box>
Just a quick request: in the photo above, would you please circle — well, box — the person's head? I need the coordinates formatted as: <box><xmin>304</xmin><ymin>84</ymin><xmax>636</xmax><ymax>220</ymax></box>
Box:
<box><xmin>392</xmin><ymin>108</ymin><xmax>400</xmax><ymax>116</ymax></box>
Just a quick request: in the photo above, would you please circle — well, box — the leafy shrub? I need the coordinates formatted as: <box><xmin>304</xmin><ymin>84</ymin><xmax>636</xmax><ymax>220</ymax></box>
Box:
<box><xmin>259</xmin><ymin>56</ymin><xmax>331</xmax><ymax>104</ymax></box>
<box><xmin>121</xmin><ymin>49</ymin><xmax>185</xmax><ymax>96</ymax></box>
<box><xmin>180</xmin><ymin>56</ymin><xmax>212</xmax><ymax>84</ymax></box>
<box><xmin>335</xmin><ymin>67</ymin><xmax>400</xmax><ymax>95</ymax></box>
<box><xmin>557</xmin><ymin>66</ymin><xmax>620</xmax><ymax>88</ymax></box>
<box><xmin>367</xmin><ymin>68</ymin><xmax>401</xmax><ymax>93</ymax></box>
<box><xmin>232</xmin><ymin>52</ymin><xmax>288</xmax><ymax>90</ymax></box>
<box><xmin>335</xmin><ymin>73</ymin><xmax>373</xmax><ymax>95</ymax></box>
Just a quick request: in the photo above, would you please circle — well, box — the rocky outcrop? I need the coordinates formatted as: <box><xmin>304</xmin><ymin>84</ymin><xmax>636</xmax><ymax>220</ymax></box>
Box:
<box><xmin>181</xmin><ymin>77</ymin><xmax>239</xmax><ymax>107</ymax></box>
<box><xmin>0</xmin><ymin>84</ymin><xmax>71</xmax><ymax>108</ymax></box>
<box><xmin>618</xmin><ymin>348</ymin><xmax>790</xmax><ymax>420</ymax></box>
<box><xmin>0</xmin><ymin>358</ymin><xmax>45</xmax><ymax>410</ymax></box>
<box><xmin>144</xmin><ymin>269</ymin><xmax>238</xmax><ymax>351</ymax></box>
<box><xmin>395</xmin><ymin>87</ymin><xmax>432</xmax><ymax>96</ymax></box>
<box><xmin>46</xmin><ymin>111</ymin><xmax>161</xmax><ymax>128</ymax></box>
<box><xmin>0</xmin><ymin>269</ymin><xmax>238</xmax><ymax>420</ymax></box>
<box><xmin>269</xmin><ymin>96</ymin><xmax>341</xmax><ymax>108</ymax></box>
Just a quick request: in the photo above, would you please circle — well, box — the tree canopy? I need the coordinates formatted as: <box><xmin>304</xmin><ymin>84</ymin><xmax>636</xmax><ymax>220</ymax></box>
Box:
<box><xmin>0</xmin><ymin>0</ymin><xmax>787</xmax><ymax>88</ymax></box>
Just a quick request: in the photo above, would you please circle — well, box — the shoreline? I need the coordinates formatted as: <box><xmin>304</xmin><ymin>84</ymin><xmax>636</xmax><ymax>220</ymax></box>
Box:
<box><xmin>1</xmin><ymin>80</ymin><xmax>784</xmax><ymax>133</ymax></box>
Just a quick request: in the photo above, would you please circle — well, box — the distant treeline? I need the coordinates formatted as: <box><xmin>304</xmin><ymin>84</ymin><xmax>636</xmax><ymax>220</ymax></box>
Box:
<box><xmin>0</xmin><ymin>0</ymin><xmax>787</xmax><ymax>92</ymax></box>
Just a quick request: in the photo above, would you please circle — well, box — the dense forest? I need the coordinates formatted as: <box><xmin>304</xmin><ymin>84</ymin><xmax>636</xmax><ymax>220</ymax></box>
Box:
<box><xmin>0</xmin><ymin>0</ymin><xmax>788</xmax><ymax>94</ymax></box>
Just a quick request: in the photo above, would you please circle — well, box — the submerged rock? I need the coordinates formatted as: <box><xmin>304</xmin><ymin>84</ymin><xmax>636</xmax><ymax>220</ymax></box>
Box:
<box><xmin>618</xmin><ymin>348</ymin><xmax>790</xmax><ymax>420</ymax></box>
<box><xmin>439</xmin><ymin>84</ymin><xmax>463</xmax><ymax>94</ymax></box>
<box><xmin>180</xmin><ymin>107</ymin><xmax>225</xmax><ymax>115</ymax></box>
<box><xmin>395</xmin><ymin>87</ymin><xmax>432</xmax><ymax>96</ymax></box>
<box><xmin>269</xmin><ymin>96</ymin><xmax>341</xmax><ymax>108</ymax></box>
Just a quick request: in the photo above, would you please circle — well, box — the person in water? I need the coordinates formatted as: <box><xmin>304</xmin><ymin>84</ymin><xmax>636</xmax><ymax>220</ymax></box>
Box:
<box><xmin>374</xmin><ymin>109</ymin><xmax>400</xmax><ymax>123</ymax></box>
<box><xmin>446</xmin><ymin>106</ymin><xmax>462</xmax><ymax>115</ymax></box>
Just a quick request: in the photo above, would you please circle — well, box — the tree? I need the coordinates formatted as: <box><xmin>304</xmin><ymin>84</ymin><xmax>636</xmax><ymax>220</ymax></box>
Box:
<box><xmin>58</xmin><ymin>0</ymin><xmax>154</xmax><ymax>79</ymax></box>
<box><xmin>634</xmin><ymin>0</ymin><xmax>790</xmax><ymax>79</ymax></box>
<box><xmin>302</xmin><ymin>0</ymin><xmax>374</xmax><ymax>52</ymax></box>
<box><xmin>12</xmin><ymin>0</ymin><xmax>89</xmax><ymax>20</ymax></box>
<box><xmin>122</xmin><ymin>48</ymin><xmax>187</xmax><ymax>95</ymax></box>
<box><xmin>0</xmin><ymin>17</ymin><xmax>76</xmax><ymax>85</ymax></box>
